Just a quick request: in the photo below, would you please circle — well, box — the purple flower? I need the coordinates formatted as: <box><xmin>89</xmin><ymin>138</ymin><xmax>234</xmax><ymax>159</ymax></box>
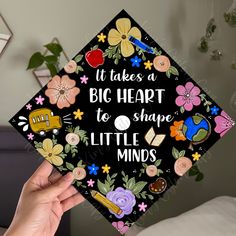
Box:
<box><xmin>106</xmin><ymin>187</ymin><xmax>136</xmax><ymax>219</ymax></box>
<box><xmin>214</xmin><ymin>111</ymin><xmax>235</xmax><ymax>137</ymax></box>
<box><xmin>175</xmin><ymin>82</ymin><xmax>201</xmax><ymax>111</ymax></box>
<box><xmin>112</xmin><ymin>221</ymin><xmax>129</xmax><ymax>234</ymax></box>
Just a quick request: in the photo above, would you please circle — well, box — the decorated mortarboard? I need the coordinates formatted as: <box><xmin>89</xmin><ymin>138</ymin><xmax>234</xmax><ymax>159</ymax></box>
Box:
<box><xmin>9</xmin><ymin>10</ymin><xmax>235</xmax><ymax>234</ymax></box>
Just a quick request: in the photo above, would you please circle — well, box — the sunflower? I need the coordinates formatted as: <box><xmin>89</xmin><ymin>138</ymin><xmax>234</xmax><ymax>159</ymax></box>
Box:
<box><xmin>37</xmin><ymin>138</ymin><xmax>63</xmax><ymax>166</ymax></box>
<box><xmin>108</xmin><ymin>18</ymin><xmax>141</xmax><ymax>57</ymax></box>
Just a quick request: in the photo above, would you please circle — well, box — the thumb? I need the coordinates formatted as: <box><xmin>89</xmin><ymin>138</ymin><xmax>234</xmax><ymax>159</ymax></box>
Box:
<box><xmin>42</xmin><ymin>172</ymin><xmax>74</xmax><ymax>200</ymax></box>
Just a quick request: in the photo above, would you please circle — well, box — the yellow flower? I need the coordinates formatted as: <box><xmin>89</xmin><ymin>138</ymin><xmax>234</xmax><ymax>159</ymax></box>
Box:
<box><xmin>192</xmin><ymin>152</ymin><xmax>201</xmax><ymax>161</ymax></box>
<box><xmin>102</xmin><ymin>164</ymin><xmax>111</xmax><ymax>174</ymax></box>
<box><xmin>97</xmin><ymin>33</ymin><xmax>107</xmax><ymax>43</ymax></box>
<box><xmin>73</xmin><ymin>109</ymin><xmax>84</xmax><ymax>120</ymax></box>
<box><xmin>37</xmin><ymin>139</ymin><xmax>63</xmax><ymax>166</ymax></box>
<box><xmin>144</xmin><ymin>60</ymin><xmax>153</xmax><ymax>70</ymax></box>
<box><xmin>108</xmin><ymin>18</ymin><xmax>141</xmax><ymax>57</ymax></box>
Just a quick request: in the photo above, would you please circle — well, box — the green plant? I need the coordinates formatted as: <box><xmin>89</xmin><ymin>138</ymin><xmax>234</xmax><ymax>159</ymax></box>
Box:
<box><xmin>27</xmin><ymin>42</ymin><xmax>63</xmax><ymax>76</ymax></box>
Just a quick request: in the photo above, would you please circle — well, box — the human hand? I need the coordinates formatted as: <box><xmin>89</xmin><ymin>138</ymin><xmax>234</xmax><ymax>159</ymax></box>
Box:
<box><xmin>5</xmin><ymin>160</ymin><xmax>84</xmax><ymax>236</ymax></box>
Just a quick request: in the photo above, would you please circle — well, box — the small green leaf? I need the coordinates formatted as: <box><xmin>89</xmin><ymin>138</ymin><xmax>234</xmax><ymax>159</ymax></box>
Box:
<box><xmin>126</xmin><ymin>177</ymin><xmax>136</xmax><ymax>190</ymax></box>
<box><xmin>180</xmin><ymin>106</ymin><xmax>185</xmax><ymax>113</ymax></box>
<box><xmin>44</xmin><ymin>43</ymin><xmax>62</xmax><ymax>57</ymax></box>
<box><xmin>44</xmin><ymin>55</ymin><xmax>58</xmax><ymax>64</ymax></box>
<box><xmin>74</xmin><ymin>54</ymin><xmax>83</xmax><ymax>63</ymax></box>
<box><xmin>148</xmin><ymin>195</ymin><xmax>154</xmax><ymax>200</ymax></box>
<box><xmin>27</xmin><ymin>52</ymin><xmax>44</xmax><ymax>70</ymax></box>
<box><xmin>195</xmin><ymin>172</ymin><xmax>204</xmax><ymax>182</ymax></box>
<box><xmin>166</xmin><ymin>70</ymin><xmax>171</xmax><ymax>78</ymax></box>
<box><xmin>188</xmin><ymin>166</ymin><xmax>199</xmax><ymax>176</ymax></box>
<box><xmin>97</xmin><ymin>180</ymin><xmax>109</xmax><ymax>195</ymax></box>
<box><xmin>169</xmin><ymin>66</ymin><xmax>179</xmax><ymax>76</ymax></box>
<box><xmin>46</xmin><ymin>63</ymin><xmax>58</xmax><ymax>77</ymax></box>
<box><xmin>65</xmin><ymin>144</ymin><xmax>71</xmax><ymax>153</ymax></box>
<box><xmin>77</xmin><ymin>65</ymin><xmax>84</xmax><ymax>72</ymax></box>
<box><xmin>66</xmin><ymin>162</ymin><xmax>74</xmax><ymax>171</ymax></box>
<box><xmin>154</xmin><ymin>159</ymin><xmax>162</xmax><ymax>167</ymax></box>
<box><xmin>172</xmin><ymin>147</ymin><xmax>180</xmax><ymax>159</ymax></box>
<box><xmin>179</xmin><ymin>150</ymin><xmax>186</xmax><ymax>157</ymax></box>
<box><xmin>132</xmin><ymin>181</ymin><xmax>147</xmax><ymax>195</ymax></box>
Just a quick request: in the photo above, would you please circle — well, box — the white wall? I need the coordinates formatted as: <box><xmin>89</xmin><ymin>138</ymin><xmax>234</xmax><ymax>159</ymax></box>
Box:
<box><xmin>0</xmin><ymin>0</ymin><xmax>235</xmax><ymax>235</ymax></box>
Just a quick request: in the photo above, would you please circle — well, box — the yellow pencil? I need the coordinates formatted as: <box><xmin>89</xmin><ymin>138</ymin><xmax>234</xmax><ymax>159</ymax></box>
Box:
<box><xmin>90</xmin><ymin>190</ymin><xmax>122</xmax><ymax>215</ymax></box>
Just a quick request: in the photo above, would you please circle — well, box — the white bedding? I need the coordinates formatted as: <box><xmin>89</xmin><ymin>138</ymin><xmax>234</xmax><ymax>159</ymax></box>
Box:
<box><xmin>136</xmin><ymin>196</ymin><xmax>236</xmax><ymax>236</ymax></box>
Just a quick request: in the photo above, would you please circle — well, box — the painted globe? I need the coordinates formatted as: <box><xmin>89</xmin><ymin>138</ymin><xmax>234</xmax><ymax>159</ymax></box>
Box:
<box><xmin>182</xmin><ymin>114</ymin><xmax>211</xmax><ymax>143</ymax></box>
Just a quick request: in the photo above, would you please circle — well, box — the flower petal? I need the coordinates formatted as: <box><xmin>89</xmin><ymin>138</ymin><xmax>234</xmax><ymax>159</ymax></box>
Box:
<box><xmin>128</xmin><ymin>27</ymin><xmax>141</xmax><ymax>40</ymax></box>
<box><xmin>108</xmin><ymin>29</ymin><xmax>122</xmax><ymax>46</ymax></box>
<box><xmin>45</xmin><ymin>88</ymin><xmax>60</xmax><ymax>105</ymax></box>
<box><xmin>47</xmin><ymin>75</ymin><xmax>61</xmax><ymax>89</ymax></box>
<box><xmin>176</xmin><ymin>85</ymin><xmax>186</xmax><ymax>95</ymax></box>
<box><xmin>65</xmin><ymin>87</ymin><xmax>80</xmax><ymax>105</ymax></box>
<box><xmin>117</xmin><ymin>221</ymin><xmax>125</xmax><ymax>229</ymax></box>
<box><xmin>57</xmin><ymin>95</ymin><xmax>71</xmax><ymax>109</ymax></box>
<box><xmin>121</xmin><ymin>39</ymin><xmax>134</xmax><ymax>57</ymax></box>
<box><xmin>61</xmin><ymin>75</ymin><xmax>76</xmax><ymax>89</ymax></box>
<box><xmin>184</xmin><ymin>102</ymin><xmax>193</xmax><ymax>111</ymax></box>
<box><xmin>192</xmin><ymin>96</ymin><xmax>201</xmax><ymax>106</ymax></box>
<box><xmin>51</xmin><ymin>155</ymin><xmax>63</xmax><ymax>166</ymax></box>
<box><xmin>175</xmin><ymin>96</ymin><xmax>186</xmax><ymax>107</ymax></box>
<box><xmin>52</xmin><ymin>144</ymin><xmax>63</xmax><ymax>155</ymax></box>
<box><xmin>37</xmin><ymin>148</ymin><xmax>48</xmax><ymax>158</ymax></box>
<box><xmin>120</xmin><ymin>225</ymin><xmax>129</xmax><ymax>234</ymax></box>
<box><xmin>185</xmin><ymin>82</ymin><xmax>194</xmax><ymax>92</ymax></box>
<box><xmin>116</xmin><ymin>18</ymin><xmax>131</xmax><ymax>35</ymax></box>
<box><xmin>43</xmin><ymin>139</ymin><xmax>53</xmax><ymax>152</ymax></box>
<box><xmin>190</xmin><ymin>86</ymin><xmax>200</xmax><ymax>96</ymax></box>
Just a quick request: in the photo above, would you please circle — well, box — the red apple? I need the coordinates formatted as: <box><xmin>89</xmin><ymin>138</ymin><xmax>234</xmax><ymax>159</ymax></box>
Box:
<box><xmin>85</xmin><ymin>48</ymin><xmax>104</xmax><ymax>68</ymax></box>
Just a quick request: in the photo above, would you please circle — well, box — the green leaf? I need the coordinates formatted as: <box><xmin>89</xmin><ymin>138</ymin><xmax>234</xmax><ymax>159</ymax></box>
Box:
<box><xmin>66</xmin><ymin>162</ymin><xmax>74</xmax><ymax>171</ymax></box>
<box><xmin>166</xmin><ymin>70</ymin><xmax>171</xmax><ymax>78</ymax></box>
<box><xmin>77</xmin><ymin>65</ymin><xmax>84</xmax><ymax>72</ymax></box>
<box><xmin>44</xmin><ymin>43</ymin><xmax>62</xmax><ymax>57</ymax></box>
<box><xmin>148</xmin><ymin>195</ymin><xmax>154</xmax><ymax>200</ymax></box>
<box><xmin>180</xmin><ymin>106</ymin><xmax>185</xmax><ymax>113</ymax></box>
<box><xmin>126</xmin><ymin>177</ymin><xmax>136</xmax><ymax>190</ymax></box>
<box><xmin>74</xmin><ymin>54</ymin><xmax>83</xmax><ymax>63</ymax></box>
<box><xmin>111</xmin><ymin>173</ymin><xmax>118</xmax><ymax>179</ymax></box>
<box><xmin>97</xmin><ymin>180</ymin><xmax>109</xmax><ymax>195</ymax></box>
<box><xmin>154</xmin><ymin>159</ymin><xmax>162</xmax><ymax>167</ymax></box>
<box><xmin>132</xmin><ymin>181</ymin><xmax>147</xmax><ymax>195</ymax></box>
<box><xmin>65</xmin><ymin>144</ymin><xmax>71</xmax><ymax>153</ymax></box>
<box><xmin>169</xmin><ymin>66</ymin><xmax>179</xmax><ymax>76</ymax></box>
<box><xmin>188</xmin><ymin>166</ymin><xmax>199</xmax><ymax>176</ymax></box>
<box><xmin>172</xmin><ymin>147</ymin><xmax>180</xmax><ymax>159</ymax></box>
<box><xmin>142</xmin><ymin>163</ymin><xmax>148</xmax><ymax>168</ymax></box>
<box><xmin>44</xmin><ymin>55</ymin><xmax>58</xmax><ymax>64</ymax></box>
<box><xmin>77</xmin><ymin>181</ymin><xmax>82</xmax><ymax>187</ymax></box>
<box><xmin>27</xmin><ymin>52</ymin><xmax>44</xmax><ymax>69</ymax></box>
<box><xmin>195</xmin><ymin>172</ymin><xmax>204</xmax><ymax>182</ymax></box>
<box><xmin>46</xmin><ymin>63</ymin><xmax>58</xmax><ymax>77</ymax></box>
<box><xmin>179</xmin><ymin>150</ymin><xmax>186</xmax><ymax>157</ymax></box>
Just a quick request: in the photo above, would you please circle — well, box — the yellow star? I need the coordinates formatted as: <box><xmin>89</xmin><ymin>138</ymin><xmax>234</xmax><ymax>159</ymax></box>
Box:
<box><xmin>73</xmin><ymin>109</ymin><xmax>84</xmax><ymax>120</ymax></box>
<box><xmin>97</xmin><ymin>33</ymin><xmax>107</xmax><ymax>43</ymax></box>
<box><xmin>144</xmin><ymin>60</ymin><xmax>153</xmax><ymax>70</ymax></box>
<box><xmin>102</xmin><ymin>164</ymin><xmax>111</xmax><ymax>174</ymax></box>
<box><xmin>192</xmin><ymin>152</ymin><xmax>201</xmax><ymax>161</ymax></box>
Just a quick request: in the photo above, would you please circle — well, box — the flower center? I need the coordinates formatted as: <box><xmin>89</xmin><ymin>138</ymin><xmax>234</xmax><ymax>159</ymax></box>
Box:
<box><xmin>185</xmin><ymin>93</ymin><xmax>190</xmax><ymax>98</ymax></box>
<box><xmin>59</xmin><ymin>89</ymin><xmax>65</xmax><ymax>95</ymax></box>
<box><xmin>48</xmin><ymin>153</ymin><xmax>52</xmax><ymax>157</ymax></box>
<box><xmin>121</xmin><ymin>34</ymin><xmax>126</xmax><ymax>39</ymax></box>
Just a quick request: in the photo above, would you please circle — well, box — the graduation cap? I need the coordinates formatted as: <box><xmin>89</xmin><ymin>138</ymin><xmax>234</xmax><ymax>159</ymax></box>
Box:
<box><xmin>9</xmin><ymin>10</ymin><xmax>235</xmax><ymax>234</ymax></box>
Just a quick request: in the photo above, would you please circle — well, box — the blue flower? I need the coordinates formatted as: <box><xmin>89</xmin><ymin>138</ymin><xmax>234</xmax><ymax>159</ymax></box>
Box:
<box><xmin>210</xmin><ymin>105</ymin><xmax>219</xmax><ymax>115</ymax></box>
<box><xmin>130</xmin><ymin>56</ymin><xmax>142</xmax><ymax>67</ymax></box>
<box><xmin>88</xmin><ymin>164</ymin><xmax>99</xmax><ymax>175</ymax></box>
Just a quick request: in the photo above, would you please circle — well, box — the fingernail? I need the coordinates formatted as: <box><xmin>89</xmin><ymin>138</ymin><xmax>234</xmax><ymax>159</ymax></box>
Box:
<box><xmin>64</xmin><ymin>172</ymin><xmax>74</xmax><ymax>181</ymax></box>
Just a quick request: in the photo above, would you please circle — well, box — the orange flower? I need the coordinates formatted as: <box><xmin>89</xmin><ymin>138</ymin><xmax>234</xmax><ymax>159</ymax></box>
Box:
<box><xmin>170</xmin><ymin>120</ymin><xmax>186</xmax><ymax>141</ymax></box>
<box><xmin>45</xmin><ymin>75</ymin><xmax>80</xmax><ymax>109</ymax></box>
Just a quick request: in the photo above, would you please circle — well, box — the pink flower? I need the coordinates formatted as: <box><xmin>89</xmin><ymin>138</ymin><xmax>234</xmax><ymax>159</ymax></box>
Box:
<box><xmin>45</xmin><ymin>75</ymin><xmax>80</xmax><ymax>109</ymax></box>
<box><xmin>175</xmin><ymin>82</ymin><xmax>201</xmax><ymax>111</ymax></box>
<box><xmin>112</xmin><ymin>221</ymin><xmax>129</xmax><ymax>235</ymax></box>
<box><xmin>214</xmin><ymin>111</ymin><xmax>235</xmax><ymax>137</ymax></box>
